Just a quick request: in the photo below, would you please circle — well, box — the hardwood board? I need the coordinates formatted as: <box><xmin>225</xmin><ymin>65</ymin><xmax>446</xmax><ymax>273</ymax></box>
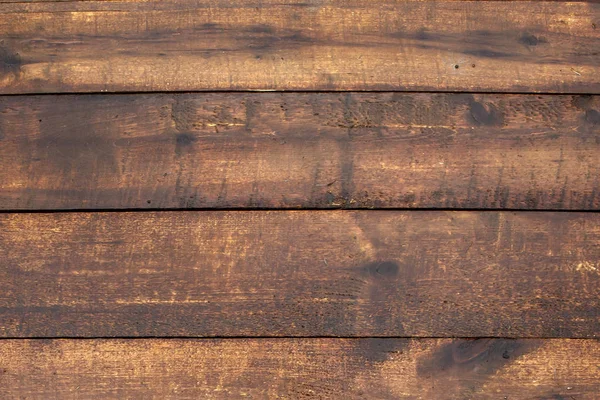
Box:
<box><xmin>0</xmin><ymin>338</ymin><xmax>599</xmax><ymax>399</ymax></box>
<box><xmin>1</xmin><ymin>1</ymin><xmax>599</xmax><ymax>93</ymax></box>
<box><xmin>1</xmin><ymin>210</ymin><xmax>598</xmax><ymax>338</ymax></box>
<box><xmin>1</xmin><ymin>93</ymin><xmax>600</xmax><ymax>210</ymax></box>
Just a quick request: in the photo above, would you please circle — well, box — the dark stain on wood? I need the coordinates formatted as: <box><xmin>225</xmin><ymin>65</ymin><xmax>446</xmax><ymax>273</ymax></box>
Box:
<box><xmin>585</xmin><ymin>109</ymin><xmax>600</xmax><ymax>125</ymax></box>
<box><xmin>0</xmin><ymin>42</ymin><xmax>21</xmax><ymax>80</ymax></box>
<box><xmin>174</xmin><ymin>133</ymin><xmax>197</xmax><ymax>157</ymax></box>
<box><xmin>519</xmin><ymin>32</ymin><xmax>548</xmax><ymax>47</ymax></box>
<box><xmin>359</xmin><ymin>261</ymin><xmax>400</xmax><ymax>280</ymax></box>
<box><xmin>572</xmin><ymin>95</ymin><xmax>594</xmax><ymax>110</ymax></box>
<box><xmin>468</xmin><ymin>98</ymin><xmax>504</xmax><ymax>127</ymax></box>
<box><xmin>35</xmin><ymin>110</ymin><xmax>119</xmax><ymax>177</ymax></box>
<box><xmin>417</xmin><ymin>339</ymin><xmax>538</xmax><ymax>377</ymax></box>
<box><xmin>353</xmin><ymin>338</ymin><xmax>410</xmax><ymax>366</ymax></box>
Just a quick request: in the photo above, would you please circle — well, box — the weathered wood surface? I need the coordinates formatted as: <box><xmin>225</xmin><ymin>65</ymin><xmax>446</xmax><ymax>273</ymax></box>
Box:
<box><xmin>0</xmin><ymin>338</ymin><xmax>598</xmax><ymax>399</ymax></box>
<box><xmin>1</xmin><ymin>1</ymin><xmax>599</xmax><ymax>93</ymax></box>
<box><xmin>1</xmin><ymin>211</ymin><xmax>598</xmax><ymax>338</ymax></box>
<box><xmin>1</xmin><ymin>93</ymin><xmax>599</xmax><ymax>210</ymax></box>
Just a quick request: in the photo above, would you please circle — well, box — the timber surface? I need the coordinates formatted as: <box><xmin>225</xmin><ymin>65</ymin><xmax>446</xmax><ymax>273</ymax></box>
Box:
<box><xmin>1</xmin><ymin>0</ymin><xmax>600</xmax><ymax>398</ymax></box>
<box><xmin>1</xmin><ymin>1</ymin><xmax>600</xmax><ymax>93</ymax></box>
<box><xmin>1</xmin><ymin>93</ymin><xmax>600</xmax><ymax>210</ymax></box>
<box><xmin>1</xmin><ymin>210</ymin><xmax>598</xmax><ymax>338</ymax></box>
<box><xmin>0</xmin><ymin>339</ymin><xmax>599</xmax><ymax>399</ymax></box>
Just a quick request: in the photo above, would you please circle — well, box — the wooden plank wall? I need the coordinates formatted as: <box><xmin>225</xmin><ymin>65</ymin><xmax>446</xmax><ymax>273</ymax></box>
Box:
<box><xmin>0</xmin><ymin>0</ymin><xmax>599</xmax><ymax>398</ymax></box>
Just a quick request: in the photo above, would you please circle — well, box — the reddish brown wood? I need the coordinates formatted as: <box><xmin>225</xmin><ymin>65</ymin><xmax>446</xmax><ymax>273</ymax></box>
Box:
<box><xmin>1</xmin><ymin>0</ymin><xmax>599</xmax><ymax>93</ymax></box>
<box><xmin>0</xmin><ymin>338</ymin><xmax>599</xmax><ymax>399</ymax></box>
<box><xmin>1</xmin><ymin>93</ymin><xmax>599</xmax><ymax>210</ymax></box>
<box><xmin>0</xmin><ymin>210</ymin><xmax>598</xmax><ymax>338</ymax></box>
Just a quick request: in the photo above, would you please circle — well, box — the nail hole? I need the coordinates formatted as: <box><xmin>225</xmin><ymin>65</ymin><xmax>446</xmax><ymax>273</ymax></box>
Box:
<box><xmin>454</xmin><ymin>64</ymin><xmax>459</xmax><ymax>69</ymax></box>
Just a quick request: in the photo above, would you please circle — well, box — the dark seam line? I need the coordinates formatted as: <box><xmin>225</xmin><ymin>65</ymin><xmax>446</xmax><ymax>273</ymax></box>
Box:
<box><xmin>2</xmin><ymin>89</ymin><xmax>600</xmax><ymax>97</ymax></box>
<box><xmin>0</xmin><ymin>208</ymin><xmax>599</xmax><ymax>214</ymax></box>
<box><xmin>0</xmin><ymin>336</ymin><xmax>595</xmax><ymax>340</ymax></box>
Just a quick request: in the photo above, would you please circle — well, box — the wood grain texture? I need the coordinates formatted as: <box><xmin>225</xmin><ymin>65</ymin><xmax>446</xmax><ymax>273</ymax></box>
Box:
<box><xmin>1</xmin><ymin>0</ymin><xmax>599</xmax><ymax>93</ymax></box>
<box><xmin>2</xmin><ymin>92</ymin><xmax>600</xmax><ymax>210</ymax></box>
<box><xmin>0</xmin><ymin>338</ymin><xmax>599</xmax><ymax>399</ymax></box>
<box><xmin>1</xmin><ymin>210</ymin><xmax>598</xmax><ymax>338</ymax></box>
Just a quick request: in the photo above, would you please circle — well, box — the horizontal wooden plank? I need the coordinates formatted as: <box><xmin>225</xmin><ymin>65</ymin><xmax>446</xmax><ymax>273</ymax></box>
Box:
<box><xmin>1</xmin><ymin>92</ymin><xmax>599</xmax><ymax>210</ymax></box>
<box><xmin>0</xmin><ymin>338</ymin><xmax>598</xmax><ymax>399</ymax></box>
<box><xmin>1</xmin><ymin>1</ymin><xmax>599</xmax><ymax>93</ymax></box>
<box><xmin>1</xmin><ymin>211</ymin><xmax>598</xmax><ymax>338</ymax></box>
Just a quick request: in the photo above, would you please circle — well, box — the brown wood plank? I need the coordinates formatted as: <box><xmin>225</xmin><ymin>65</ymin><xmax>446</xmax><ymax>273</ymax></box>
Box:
<box><xmin>2</xmin><ymin>92</ymin><xmax>599</xmax><ymax>210</ymax></box>
<box><xmin>1</xmin><ymin>1</ymin><xmax>599</xmax><ymax>93</ymax></box>
<box><xmin>0</xmin><ymin>338</ymin><xmax>598</xmax><ymax>399</ymax></box>
<box><xmin>1</xmin><ymin>210</ymin><xmax>598</xmax><ymax>338</ymax></box>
